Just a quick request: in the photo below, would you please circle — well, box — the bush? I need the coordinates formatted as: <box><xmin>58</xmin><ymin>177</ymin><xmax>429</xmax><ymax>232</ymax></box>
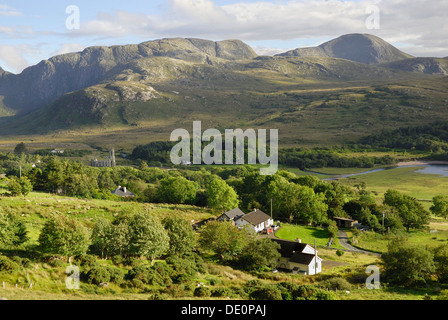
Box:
<box><xmin>111</xmin><ymin>255</ymin><xmax>124</xmax><ymax>266</ymax></box>
<box><xmin>86</xmin><ymin>265</ymin><xmax>111</xmax><ymax>285</ymax></box>
<box><xmin>211</xmin><ymin>287</ymin><xmax>232</xmax><ymax>298</ymax></box>
<box><xmin>129</xmin><ymin>279</ymin><xmax>145</xmax><ymax>291</ymax></box>
<box><xmin>321</xmin><ymin>277</ymin><xmax>352</xmax><ymax>291</ymax></box>
<box><xmin>0</xmin><ymin>256</ymin><xmax>20</xmax><ymax>273</ymax></box>
<box><xmin>194</xmin><ymin>285</ymin><xmax>211</xmax><ymax>298</ymax></box>
<box><xmin>166</xmin><ymin>254</ymin><xmax>203</xmax><ymax>283</ymax></box>
<box><xmin>249</xmin><ymin>286</ymin><xmax>283</xmax><ymax>300</ymax></box>
<box><xmin>127</xmin><ymin>262</ymin><xmax>173</xmax><ymax>286</ymax></box>
<box><xmin>336</xmin><ymin>250</ymin><xmax>344</xmax><ymax>257</ymax></box>
<box><xmin>78</xmin><ymin>254</ymin><xmax>98</xmax><ymax>268</ymax></box>
<box><xmin>107</xmin><ymin>266</ymin><xmax>125</xmax><ymax>285</ymax></box>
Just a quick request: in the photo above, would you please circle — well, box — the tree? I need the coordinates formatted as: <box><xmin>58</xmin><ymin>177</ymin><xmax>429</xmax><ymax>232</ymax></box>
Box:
<box><xmin>430</xmin><ymin>195</ymin><xmax>448</xmax><ymax>220</ymax></box>
<box><xmin>127</xmin><ymin>210</ymin><xmax>170</xmax><ymax>262</ymax></box>
<box><xmin>91</xmin><ymin>218</ymin><xmax>114</xmax><ymax>259</ymax></box>
<box><xmin>295</xmin><ymin>186</ymin><xmax>328</xmax><ymax>225</ymax></box>
<box><xmin>7</xmin><ymin>176</ymin><xmax>33</xmax><ymax>196</ymax></box>
<box><xmin>382</xmin><ymin>238</ymin><xmax>435</xmax><ymax>287</ymax></box>
<box><xmin>267</xmin><ymin>176</ymin><xmax>300</xmax><ymax>222</ymax></box>
<box><xmin>157</xmin><ymin>176</ymin><xmax>197</xmax><ymax>204</ymax></box>
<box><xmin>199</xmin><ymin>221</ymin><xmax>252</xmax><ymax>262</ymax></box>
<box><xmin>14</xmin><ymin>142</ymin><xmax>28</xmax><ymax>155</ymax></box>
<box><xmin>433</xmin><ymin>244</ymin><xmax>448</xmax><ymax>283</ymax></box>
<box><xmin>205</xmin><ymin>176</ymin><xmax>239</xmax><ymax>212</ymax></box>
<box><xmin>0</xmin><ymin>212</ymin><xmax>28</xmax><ymax>248</ymax></box>
<box><xmin>238</xmin><ymin>239</ymin><xmax>281</xmax><ymax>271</ymax></box>
<box><xmin>267</xmin><ymin>176</ymin><xmax>328</xmax><ymax>224</ymax></box>
<box><xmin>327</xmin><ymin>220</ymin><xmax>339</xmax><ymax>240</ymax></box>
<box><xmin>162</xmin><ymin>216</ymin><xmax>196</xmax><ymax>257</ymax></box>
<box><xmin>384</xmin><ymin>189</ymin><xmax>430</xmax><ymax>231</ymax></box>
<box><xmin>38</xmin><ymin>215</ymin><xmax>91</xmax><ymax>260</ymax></box>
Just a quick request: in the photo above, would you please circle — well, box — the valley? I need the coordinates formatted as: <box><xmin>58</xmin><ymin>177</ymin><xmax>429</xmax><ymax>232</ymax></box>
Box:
<box><xmin>1</xmin><ymin>33</ymin><xmax>448</xmax><ymax>303</ymax></box>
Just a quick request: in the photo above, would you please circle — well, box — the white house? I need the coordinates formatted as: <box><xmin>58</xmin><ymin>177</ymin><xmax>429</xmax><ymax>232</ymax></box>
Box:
<box><xmin>235</xmin><ymin>209</ymin><xmax>273</xmax><ymax>233</ymax></box>
<box><xmin>272</xmin><ymin>239</ymin><xmax>323</xmax><ymax>275</ymax></box>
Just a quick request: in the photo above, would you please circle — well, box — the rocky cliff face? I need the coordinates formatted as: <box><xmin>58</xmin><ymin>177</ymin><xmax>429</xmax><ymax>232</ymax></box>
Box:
<box><xmin>0</xmin><ymin>38</ymin><xmax>257</xmax><ymax>114</ymax></box>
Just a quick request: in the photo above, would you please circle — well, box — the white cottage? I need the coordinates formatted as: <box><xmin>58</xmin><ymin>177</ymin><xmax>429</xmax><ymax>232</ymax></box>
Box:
<box><xmin>235</xmin><ymin>209</ymin><xmax>273</xmax><ymax>233</ymax></box>
<box><xmin>272</xmin><ymin>239</ymin><xmax>323</xmax><ymax>275</ymax></box>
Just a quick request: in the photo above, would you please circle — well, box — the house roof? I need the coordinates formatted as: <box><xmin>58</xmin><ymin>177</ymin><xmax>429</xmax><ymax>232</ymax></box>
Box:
<box><xmin>240</xmin><ymin>209</ymin><xmax>271</xmax><ymax>226</ymax></box>
<box><xmin>271</xmin><ymin>239</ymin><xmax>309</xmax><ymax>258</ymax></box>
<box><xmin>219</xmin><ymin>208</ymin><xmax>245</xmax><ymax>221</ymax></box>
<box><xmin>289</xmin><ymin>252</ymin><xmax>317</xmax><ymax>265</ymax></box>
<box><xmin>112</xmin><ymin>186</ymin><xmax>135</xmax><ymax>197</ymax></box>
<box><xmin>334</xmin><ymin>217</ymin><xmax>356</xmax><ymax>222</ymax></box>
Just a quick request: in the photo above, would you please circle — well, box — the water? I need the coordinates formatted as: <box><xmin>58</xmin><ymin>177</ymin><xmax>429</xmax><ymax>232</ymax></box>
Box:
<box><xmin>322</xmin><ymin>164</ymin><xmax>448</xmax><ymax>180</ymax></box>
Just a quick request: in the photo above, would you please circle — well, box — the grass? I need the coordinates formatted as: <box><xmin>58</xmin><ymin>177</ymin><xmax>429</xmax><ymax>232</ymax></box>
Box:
<box><xmin>338</xmin><ymin>166</ymin><xmax>448</xmax><ymax>201</ymax></box>
<box><xmin>274</xmin><ymin>223</ymin><xmax>345</xmax><ymax>250</ymax></box>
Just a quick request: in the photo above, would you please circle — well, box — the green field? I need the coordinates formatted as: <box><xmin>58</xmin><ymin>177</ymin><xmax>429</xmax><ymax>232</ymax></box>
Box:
<box><xmin>274</xmin><ymin>223</ymin><xmax>345</xmax><ymax>250</ymax></box>
<box><xmin>335</xmin><ymin>166</ymin><xmax>448</xmax><ymax>201</ymax></box>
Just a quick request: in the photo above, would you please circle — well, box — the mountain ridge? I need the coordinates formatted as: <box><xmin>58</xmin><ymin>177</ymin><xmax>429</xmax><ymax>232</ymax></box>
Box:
<box><xmin>0</xmin><ymin>38</ymin><xmax>256</xmax><ymax>114</ymax></box>
<box><xmin>276</xmin><ymin>33</ymin><xmax>413</xmax><ymax>64</ymax></box>
<box><xmin>1</xmin><ymin>34</ymin><xmax>448</xmax><ymax>149</ymax></box>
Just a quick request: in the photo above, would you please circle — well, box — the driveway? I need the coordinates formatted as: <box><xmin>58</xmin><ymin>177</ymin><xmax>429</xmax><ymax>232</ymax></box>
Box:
<box><xmin>338</xmin><ymin>230</ymin><xmax>381</xmax><ymax>257</ymax></box>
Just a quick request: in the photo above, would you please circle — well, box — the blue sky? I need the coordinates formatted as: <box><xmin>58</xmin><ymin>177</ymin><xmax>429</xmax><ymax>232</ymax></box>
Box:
<box><xmin>1</xmin><ymin>0</ymin><xmax>447</xmax><ymax>73</ymax></box>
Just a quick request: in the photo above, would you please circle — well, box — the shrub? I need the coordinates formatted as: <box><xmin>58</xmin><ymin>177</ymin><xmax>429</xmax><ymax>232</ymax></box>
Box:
<box><xmin>336</xmin><ymin>250</ymin><xmax>344</xmax><ymax>256</ymax></box>
<box><xmin>211</xmin><ymin>287</ymin><xmax>231</xmax><ymax>298</ymax></box>
<box><xmin>111</xmin><ymin>255</ymin><xmax>124</xmax><ymax>266</ymax></box>
<box><xmin>127</xmin><ymin>262</ymin><xmax>173</xmax><ymax>286</ymax></box>
<box><xmin>249</xmin><ymin>285</ymin><xmax>283</xmax><ymax>300</ymax></box>
<box><xmin>313</xmin><ymin>290</ymin><xmax>336</xmax><ymax>300</ymax></box>
<box><xmin>86</xmin><ymin>265</ymin><xmax>111</xmax><ymax>285</ymax></box>
<box><xmin>321</xmin><ymin>277</ymin><xmax>352</xmax><ymax>291</ymax></box>
<box><xmin>166</xmin><ymin>254</ymin><xmax>201</xmax><ymax>283</ymax></box>
<box><xmin>107</xmin><ymin>266</ymin><xmax>125</xmax><ymax>285</ymax></box>
<box><xmin>129</xmin><ymin>279</ymin><xmax>145</xmax><ymax>291</ymax></box>
<box><xmin>78</xmin><ymin>254</ymin><xmax>98</xmax><ymax>268</ymax></box>
<box><xmin>0</xmin><ymin>256</ymin><xmax>20</xmax><ymax>273</ymax></box>
<box><xmin>194</xmin><ymin>286</ymin><xmax>211</xmax><ymax>298</ymax></box>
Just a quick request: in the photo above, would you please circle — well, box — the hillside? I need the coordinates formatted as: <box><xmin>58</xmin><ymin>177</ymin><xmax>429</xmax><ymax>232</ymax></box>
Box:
<box><xmin>382</xmin><ymin>57</ymin><xmax>448</xmax><ymax>75</ymax></box>
<box><xmin>0</xmin><ymin>34</ymin><xmax>448</xmax><ymax>151</ymax></box>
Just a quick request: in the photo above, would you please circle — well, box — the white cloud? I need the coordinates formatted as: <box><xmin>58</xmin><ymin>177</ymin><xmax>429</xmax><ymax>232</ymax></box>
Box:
<box><xmin>0</xmin><ymin>45</ymin><xmax>30</xmax><ymax>73</ymax></box>
<box><xmin>2</xmin><ymin>0</ymin><xmax>447</xmax><ymax>72</ymax></box>
<box><xmin>0</xmin><ymin>4</ymin><xmax>22</xmax><ymax>16</ymax></box>
<box><xmin>53</xmin><ymin>43</ymin><xmax>86</xmax><ymax>56</ymax></box>
<box><xmin>57</xmin><ymin>0</ymin><xmax>447</xmax><ymax>57</ymax></box>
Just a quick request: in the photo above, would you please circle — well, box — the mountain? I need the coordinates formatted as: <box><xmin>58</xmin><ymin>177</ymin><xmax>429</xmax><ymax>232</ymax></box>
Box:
<box><xmin>276</xmin><ymin>33</ymin><xmax>413</xmax><ymax>64</ymax></box>
<box><xmin>0</xmin><ymin>38</ymin><xmax>256</xmax><ymax>114</ymax></box>
<box><xmin>1</xmin><ymin>34</ymin><xmax>448</xmax><ymax>150</ymax></box>
<box><xmin>382</xmin><ymin>57</ymin><xmax>448</xmax><ymax>75</ymax></box>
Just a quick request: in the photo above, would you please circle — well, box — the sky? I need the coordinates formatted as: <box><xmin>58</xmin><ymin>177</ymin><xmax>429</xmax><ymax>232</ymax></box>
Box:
<box><xmin>0</xmin><ymin>0</ymin><xmax>447</xmax><ymax>74</ymax></box>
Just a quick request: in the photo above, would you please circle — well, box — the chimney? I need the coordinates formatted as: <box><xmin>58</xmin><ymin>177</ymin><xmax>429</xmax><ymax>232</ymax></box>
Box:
<box><xmin>123</xmin><ymin>187</ymin><xmax>127</xmax><ymax>193</ymax></box>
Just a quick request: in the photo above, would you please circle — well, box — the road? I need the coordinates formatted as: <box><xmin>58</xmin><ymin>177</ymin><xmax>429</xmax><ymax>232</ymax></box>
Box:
<box><xmin>338</xmin><ymin>230</ymin><xmax>381</xmax><ymax>257</ymax></box>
